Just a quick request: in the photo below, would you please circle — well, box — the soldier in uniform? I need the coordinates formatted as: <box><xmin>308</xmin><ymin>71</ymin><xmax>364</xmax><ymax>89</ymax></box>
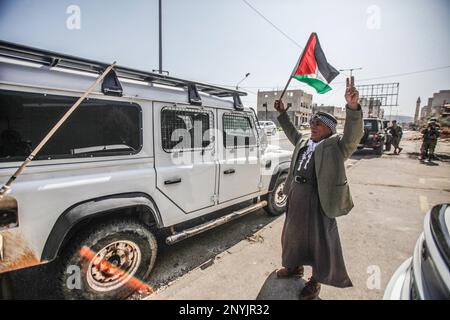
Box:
<box><xmin>419</xmin><ymin>119</ymin><xmax>440</xmax><ymax>162</ymax></box>
<box><xmin>388</xmin><ymin>120</ymin><xmax>403</xmax><ymax>154</ymax></box>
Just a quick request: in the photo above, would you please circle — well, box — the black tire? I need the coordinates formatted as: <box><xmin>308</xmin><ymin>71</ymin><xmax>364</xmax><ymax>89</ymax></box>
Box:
<box><xmin>56</xmin><ymin>219</ymin><xmax>157</xmax><ymax>300</ymax></box>
<box><xmin>263</xmin><ymin>172</ymin><xmax>288</xmax><ymax>216</ymax></box>
<box><xmin>375</xmin><ymin>144</ymin><xmax>383</xmax><ymax>155</ymax></box>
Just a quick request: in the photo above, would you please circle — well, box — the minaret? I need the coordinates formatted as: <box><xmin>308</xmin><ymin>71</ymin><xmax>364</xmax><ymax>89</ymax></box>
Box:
<box><xmin>414</xmin><ymin>97</ymin><xmax>421</xmax><ymax>126</ymax></box>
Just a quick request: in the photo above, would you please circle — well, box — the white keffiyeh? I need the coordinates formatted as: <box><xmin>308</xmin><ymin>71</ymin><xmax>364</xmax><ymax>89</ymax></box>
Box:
<box><xmin>297</xmin><ymin>139</ymin><xmax>323</xmax><ymax>171</ymax></box>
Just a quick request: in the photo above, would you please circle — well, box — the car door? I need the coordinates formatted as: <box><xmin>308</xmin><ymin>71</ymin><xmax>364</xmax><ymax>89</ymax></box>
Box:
<box><xmin>154</xmin><ymin>102</ymin><xmax>217</xmax><ymax>213</ymax></box>
<box><xmin>217</xmin><ymin>109</ymin><xmax>261</xmax><ymax>203</ymax></box>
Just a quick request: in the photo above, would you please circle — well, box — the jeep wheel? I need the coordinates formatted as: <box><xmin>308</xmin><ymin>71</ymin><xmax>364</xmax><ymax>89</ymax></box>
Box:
<box><xmin>57</xmin><ymin>219</ymin><xmax>157</xmax><ymax>300</ymax></box>
<box><xmin>263</xmin><ymin>173</ymin><xmax>288</xmax><ymax>216</ymax></box>
<box><xmin>375</xmin><ymin>144</ymin><xmax>383</xmax><ymax>155</ymax></box>
<box><xmin>385</xmin><ymin>141</ymin><xmax>391</xmax><ymax>152</ymax></box>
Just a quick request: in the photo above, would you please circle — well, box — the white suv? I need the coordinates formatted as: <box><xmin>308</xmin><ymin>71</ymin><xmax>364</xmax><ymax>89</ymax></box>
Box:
<box><xmin>0</xmin><ymin>41</ymin><xmax>292</xmax><ymax>299</ymax></box>
<box><xmin>258</xmin><ymin>120</ymin><xmax>277</xmax><ymax>136</ymax></box>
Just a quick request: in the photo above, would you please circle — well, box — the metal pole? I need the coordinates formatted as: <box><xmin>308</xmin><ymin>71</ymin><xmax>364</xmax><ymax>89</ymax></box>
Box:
<box><xmin>158</xmin><ymin>0</ymin><xmax>162</xmax><ymax>74</ymax></box>
<box><xmin>236</xmin><ymin>73</ymin><xmax>250</xmax><ymax>90</ymax></box>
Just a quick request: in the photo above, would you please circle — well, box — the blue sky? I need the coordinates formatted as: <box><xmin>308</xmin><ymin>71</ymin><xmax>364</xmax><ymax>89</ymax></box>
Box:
<box><xmin>0</xmin><ymin>0</ymin><xmax>449</xmax><ymax>117</ymax></box>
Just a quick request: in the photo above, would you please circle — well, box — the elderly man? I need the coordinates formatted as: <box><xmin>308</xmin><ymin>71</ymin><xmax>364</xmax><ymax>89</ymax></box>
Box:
<box><xmin>274</xmin><ymin>76</ymin><xmax>363</xmax><ymax>300</ymax></box>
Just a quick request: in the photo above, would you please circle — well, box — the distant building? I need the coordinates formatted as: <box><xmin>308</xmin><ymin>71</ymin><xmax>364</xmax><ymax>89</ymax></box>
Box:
<box><xmin>440</xmin><ymin>103</ymin><xmax>450</xmax><ymax>127</ymax></box>
<box><xmin>414</xmin><ymin>97</ymin><xmax>421</xmax><ymax>126</ymax></box>
<box><xmin>312</xmin><ymin>105</ymin><xmax>346</xmax><ymax>126</ymax></box>
<box><xmin>257</xmin><ymin>89</ymin><xmax>313</xmax><ymax>127</ymax></box>
<box><xmin>420</xmin><ymin>90</ymin><xmax>450</xmax><ymax>126</ymax></box>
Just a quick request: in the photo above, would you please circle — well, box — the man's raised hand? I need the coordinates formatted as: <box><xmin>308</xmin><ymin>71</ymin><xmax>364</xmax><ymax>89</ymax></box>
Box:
<box><xmin>345</xmin><ymin>76</ymin><xmax>359</xmax><ymax>110</ymax></box>
<box><xmin>274</xmin><ymin>100</ymin><xmax>285</xmax><ymax>113</ymax></box>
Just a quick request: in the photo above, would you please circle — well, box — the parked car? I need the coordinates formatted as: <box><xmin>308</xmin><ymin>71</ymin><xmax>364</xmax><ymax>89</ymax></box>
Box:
<box><xmin>258</xmin><ymin>120</ymin><xmax>277</xmax><ymax>136</ymax></box>
<box><xmin>384</xmin><ymin>203</ymin><xmax>450</xmax><ymax>300</ymax></box>
<box><xmin>357</xmin><ymin>118</ymin><xmax>385</xmax><ymax>155</ymax></box>
<box><xmin>300</xmin><ymin>122</ymin><xmax>310</xmax><ymax>129</ymax></box>
<box><xmin>0</xmin><ymin>41</ymin><xmax>292</xmax><ymax>299</ymax></box>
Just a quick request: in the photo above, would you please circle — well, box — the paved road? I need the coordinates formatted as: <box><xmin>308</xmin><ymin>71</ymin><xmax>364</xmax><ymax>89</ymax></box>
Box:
<box><xmin>5</xmin><ymin>132</ymin><xmax>450</xmax><ymax>300</ymax></box>
<box><xmin>146</xmin><ymin>133</ymin><xmax>450</xmax><ymax>300</ymax></box>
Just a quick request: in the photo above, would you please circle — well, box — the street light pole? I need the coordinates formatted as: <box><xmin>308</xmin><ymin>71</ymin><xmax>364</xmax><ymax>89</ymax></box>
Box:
<box><xmin>236</xmin><ymin>72</ymin><xmax>250</xmax><ymax>90</ymax></box>
<box><xmin>158</xmin><ymin>0</ymin><xmax>162</xmax><ymax>74</ymax></box>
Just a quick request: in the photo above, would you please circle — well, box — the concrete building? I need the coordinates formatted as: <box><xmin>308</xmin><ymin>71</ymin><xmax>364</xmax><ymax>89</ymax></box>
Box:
<box><xmin>312</xmin><ymin>104</ymin><xmax>346</xmax><ymax>126</ymax></box>
<box><xmin>256</xmin><ymin>89</ymin><xmax>313</xmax><ymax>127</ymax></box>
<box><xmin>420</xmin><ymin>90</ymin><xmax>450</xmax><ymax>125</ymax></box>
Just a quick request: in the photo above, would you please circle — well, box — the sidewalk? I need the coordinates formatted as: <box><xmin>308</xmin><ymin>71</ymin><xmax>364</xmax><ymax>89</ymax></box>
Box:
<box><xmin>148</xmin><ymin>216</ymin><xmax>295</xmax><ymax>300</ymax></box>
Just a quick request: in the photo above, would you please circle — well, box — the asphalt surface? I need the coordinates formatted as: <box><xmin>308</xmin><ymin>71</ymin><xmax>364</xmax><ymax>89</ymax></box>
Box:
<box><xmin>4</xmin><ymin>131</ymin><xmax>450</xmax><ymax>300</ymax></box>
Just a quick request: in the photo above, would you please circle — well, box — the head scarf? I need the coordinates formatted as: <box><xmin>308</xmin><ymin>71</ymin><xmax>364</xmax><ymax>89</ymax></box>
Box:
<box><xmin>311</xmin><ymin>111</ymin><xmax>337</xmax><ymax>134</ymax></box>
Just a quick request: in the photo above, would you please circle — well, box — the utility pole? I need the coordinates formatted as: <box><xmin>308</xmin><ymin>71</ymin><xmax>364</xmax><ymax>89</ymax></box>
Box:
<box><xmin>263</xmin><ymin>103</ymin><xmax>268</xmax><ymax>120</ymax></box>
<box><xmin>158</xmin><ymin>0</ymin><xmax>162</xmax><ymax>74</ymax></box>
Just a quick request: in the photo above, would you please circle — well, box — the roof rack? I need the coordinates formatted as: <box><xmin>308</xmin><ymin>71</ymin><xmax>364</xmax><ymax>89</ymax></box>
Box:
<box><xmin>0</xmin><ymin>40</ymin><xmax>247</xmax><ymax>102</ymax></box>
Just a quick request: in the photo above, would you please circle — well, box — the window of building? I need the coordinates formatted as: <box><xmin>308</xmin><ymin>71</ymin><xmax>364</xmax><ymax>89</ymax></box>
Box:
<box><xmin>0</xmin><ymin>90</ymin><xmax>141</xmax><ymax>162</ymax></box>
<box><xmin>161</xmin><ymin>107</ymin><xmax>213</xmax><ymax>152</ymax></box>
<box><xmin>223</xmin><ymin>113</ymin><xmax>257</xmax><ymax>148</ymax></box>
<box><xmin>287</xmin><ymin>103</ymin><xmax>292</xmax><ymax>109</ymax></box>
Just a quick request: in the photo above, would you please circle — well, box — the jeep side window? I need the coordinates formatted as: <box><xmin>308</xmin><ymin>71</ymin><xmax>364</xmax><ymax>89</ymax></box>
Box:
<box><xmin>0</xmin><ymin>90</ymin><xmax>141</xmax><ymax>162</ymax></box>
<box><xmin>223</xmin><ymin>113</ymin><xmax>257</xmax><ymax>148</ymax></box>
<box><xmin>161</xmin><ymin>107</ymin><xmax>213</xmax><ymax>152</ymax></box>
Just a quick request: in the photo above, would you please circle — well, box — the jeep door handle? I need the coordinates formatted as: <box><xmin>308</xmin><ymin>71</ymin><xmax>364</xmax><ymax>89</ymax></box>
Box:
<box><xmin>224</xmin><ymin>169</ymin><xmax>235</xmax><ymax>175</ymax></box>
<box><xmin>164</xmin><ymin>178</ymin><xmax>182</xmax><ymax>185</ymax></box>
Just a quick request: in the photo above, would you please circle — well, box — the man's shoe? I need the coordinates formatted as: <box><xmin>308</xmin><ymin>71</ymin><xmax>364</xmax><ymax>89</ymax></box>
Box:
<box><xmin>299</xmin><ymin>278</ymin><xmax>321</xmax><ymax>300</ymax></box>
<box><xmin>398</xmin><ymin>147</ymin><xmax>403</xmax><ymax>154</ymax></box>
<box><xmin>276</xmin><ymin>266</ymin><xmax>304</xmax><ymax>278</ymax></box>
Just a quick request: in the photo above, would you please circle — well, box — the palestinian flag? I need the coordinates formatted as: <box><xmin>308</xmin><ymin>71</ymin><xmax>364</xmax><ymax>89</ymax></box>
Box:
<box><xmin>292</xmin><ymin>33</ymin><xmax>339</xmax><ymax>94</ymax></box>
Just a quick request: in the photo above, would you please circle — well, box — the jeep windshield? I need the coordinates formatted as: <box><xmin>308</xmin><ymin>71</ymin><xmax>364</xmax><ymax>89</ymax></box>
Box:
<box><xmin>364</xmin><ymin>120</ymin><xmax>379</xmax><ymax>132</ymax></box>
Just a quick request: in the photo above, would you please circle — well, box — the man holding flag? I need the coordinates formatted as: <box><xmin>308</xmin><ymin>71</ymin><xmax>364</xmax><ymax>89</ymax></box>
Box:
<box><xmin>273</xmin><ymin>33</ymin><xmax>363</xmax><ymax>300</ymax></box>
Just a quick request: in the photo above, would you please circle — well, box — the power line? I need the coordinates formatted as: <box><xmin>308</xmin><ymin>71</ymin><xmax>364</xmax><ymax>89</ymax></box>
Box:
<box><xmin>341</xmin><ymin>65</ymin><xmax>450</xmax><ymax>83</ymax></box>
<box><xmin>214</xmin><ymin>65</ymin><xmax>450</xmax><ymax>89</ymax></box>
<box><xmin>240</xmin><ymin>0</ymin><xmax>449</xmax><ymax>98</ymax></box>
<box><xmin>241</xmin><ymin>0</ymin><xmax>303</xmax><ymax>49</ymax></box>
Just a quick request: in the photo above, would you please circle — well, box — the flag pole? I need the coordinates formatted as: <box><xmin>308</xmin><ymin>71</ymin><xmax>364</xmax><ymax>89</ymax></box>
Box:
<box><xmin>278</xmin><ymin>33</ymin><xmax>314</xmax><ymax>110</ymax></box>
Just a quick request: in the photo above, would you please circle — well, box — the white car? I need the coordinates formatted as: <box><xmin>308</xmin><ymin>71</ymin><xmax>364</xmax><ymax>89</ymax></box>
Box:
<box><xmin>258</xmin><ymin>121</ymin><xmax>277</xmax><ymax>136</ymax></box>
<box><xmin>0</xmin><ymin>41</ymin><xmax>293</xmax><ymax>299</ymax></box>
<box><xmin>384</xmin><ymin>203</ymin><xmax>450</xmax><ymax>300</ymax></box>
